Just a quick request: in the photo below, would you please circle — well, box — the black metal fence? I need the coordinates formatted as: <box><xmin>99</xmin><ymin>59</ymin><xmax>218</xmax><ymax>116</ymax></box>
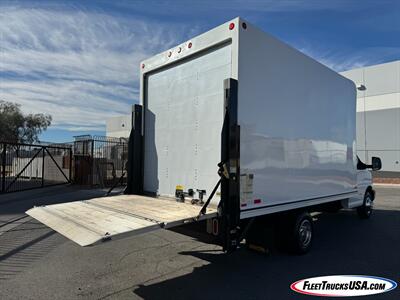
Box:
<box><xmin>0</xmin><ymin>136</ymin><xmax>127</xmax><ymax>194</ymax></box>
<box><xmin>73</xmin><ymin>135</ymin><xmax>128</xmax><ymax>188</ymax></box>
<box><xmin>0</xmin><ymin>142</ymin><xmax>72</xmax><ymax>194</ymax></box>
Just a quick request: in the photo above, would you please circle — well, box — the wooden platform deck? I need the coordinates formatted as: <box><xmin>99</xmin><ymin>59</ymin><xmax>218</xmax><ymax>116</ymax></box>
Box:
<box><xmin>26</xmin><ymin>195</ymin><xmax>217</xmax><ymax>246</ymax></box>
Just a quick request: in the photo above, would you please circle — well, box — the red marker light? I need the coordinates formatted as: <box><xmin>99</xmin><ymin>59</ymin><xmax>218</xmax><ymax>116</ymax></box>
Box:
<box><xmin>141</xmin><ymin>63</ymin><xmax>145</xmax><ymax>69</ymax></box>
<box><xmin>188</xmin><ymin>42</ymin><xmax>192</xmax><ymax>49</ymax></box>
<box><xmin>254</xmin><ymin>199</ymin><xmax>261</xmax><ymax>204</ymax></box>
<box><xmin>229</xmin><ymin>22</ymin><xmax>235</xmax><ymax>30</ymax></box>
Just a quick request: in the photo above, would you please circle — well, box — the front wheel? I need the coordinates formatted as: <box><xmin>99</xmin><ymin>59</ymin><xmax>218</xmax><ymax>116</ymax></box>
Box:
<box><xmin>357</xmin><ymin>191</ymin><xmax>374</xmax><ymax>219</ymax></box>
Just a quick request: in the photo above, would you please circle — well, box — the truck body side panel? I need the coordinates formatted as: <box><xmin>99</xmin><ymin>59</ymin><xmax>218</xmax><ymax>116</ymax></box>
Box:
<box><xmin>237</xmin><ymin>20</ymin><xmax>357</xmax><ymax>215</ymax></box>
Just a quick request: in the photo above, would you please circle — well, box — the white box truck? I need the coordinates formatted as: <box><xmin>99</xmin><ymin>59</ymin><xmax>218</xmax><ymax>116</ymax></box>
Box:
<box><xmin>27</xmin><ymin>17</ymin><xmax>381</xmax><ymax>253</ymax></box>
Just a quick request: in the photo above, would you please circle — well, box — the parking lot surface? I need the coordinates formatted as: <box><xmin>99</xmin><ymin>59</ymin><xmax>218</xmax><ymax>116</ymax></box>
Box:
<box><xmin>0</xmin><ymin>185</ymin><xmax>399</xmax><ymax>300</ymax></box>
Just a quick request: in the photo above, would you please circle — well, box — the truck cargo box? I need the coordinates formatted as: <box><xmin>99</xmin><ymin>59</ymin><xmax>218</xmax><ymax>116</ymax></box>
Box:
<box><xmin>140</xmin><ymin>17</ymin><xmax>357</xmax><ymax>217</ymax></box>
<box><xmin>27</xmin><ymin>17</ymin><xmax>359</xmax><ymax>249</ymax></box>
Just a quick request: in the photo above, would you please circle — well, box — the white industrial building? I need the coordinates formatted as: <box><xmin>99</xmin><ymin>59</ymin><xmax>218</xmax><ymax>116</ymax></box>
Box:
<box><xmin>106</xmin><ymin>114</ymin><xmax>132</xmax><ymax>138</ymax></box>
<box><xmin>106</xmin><ymin>60</ymin><xmax>400</xmax><ymax>176</ymax></box>
<box><xmin>341</xmin><ymin>60</ymin><xmax>399</xmax><ymax>176</ymax></box>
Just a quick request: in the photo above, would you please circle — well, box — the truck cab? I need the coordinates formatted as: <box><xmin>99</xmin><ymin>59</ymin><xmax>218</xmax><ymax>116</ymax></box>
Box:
<box><xmin>344</xmin><ymin>156</ymin><xmax>382</xmax><ymax>218</ymax></box>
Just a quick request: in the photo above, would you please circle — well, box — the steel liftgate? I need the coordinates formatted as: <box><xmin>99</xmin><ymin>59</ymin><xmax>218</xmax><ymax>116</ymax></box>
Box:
<box><xmin>26</xmin><ymin>79</ymin><xmax>239</xmax><ymax>248</ymax></box>
<box><xmin>25</xmin><ymin>104</ymin><xmax>217</xmax><ymax>246</ymax></box>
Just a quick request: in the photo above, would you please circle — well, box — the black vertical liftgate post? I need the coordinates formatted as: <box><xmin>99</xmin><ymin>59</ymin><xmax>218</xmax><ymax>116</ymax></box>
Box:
<box><xmin>125</xmin><ymin>104</ymin><xmax>143</xmax><ymax>195</ymax></box>
<box><xmin>220</xmin><ymin>78</ymin><xmax>241</xmax><ymax>253</ymax></box>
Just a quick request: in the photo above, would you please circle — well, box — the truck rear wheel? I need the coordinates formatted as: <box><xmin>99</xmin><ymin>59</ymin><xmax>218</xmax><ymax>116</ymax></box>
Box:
<box><xmin>277</xmin><ymin>211</ymin><xmax>313</xmax><ymax>254</ymax></box>
<box><xmin>289</xmin><ymin>212</ymin><xmax>313</xmax><ymax>254</ymax></box>
<box><xmin>357</xmin><ymin>191</ymin><xmax>373</xmax><ymax>219</ymax></box>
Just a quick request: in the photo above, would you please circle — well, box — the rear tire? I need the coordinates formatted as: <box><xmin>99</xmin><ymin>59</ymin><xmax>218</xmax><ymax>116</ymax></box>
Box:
<box><xmin>290</xmin><ymin>212</ymin><xmax>313</xmax><ymax>254</ymax></box>
<box><xmin>277</xmin><ymin>211</ymin><xmax>313</xmax><ymax>254</ymax></box>
<box><xmin>357</xmin><ymin>191</ymin><xmax>373</xmax><ymax>219</ymax></box>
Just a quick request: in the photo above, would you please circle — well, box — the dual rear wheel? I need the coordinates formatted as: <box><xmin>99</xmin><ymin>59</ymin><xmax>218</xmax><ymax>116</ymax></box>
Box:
<box><xmin>276</xmin><ymin>191</ymin><xmax>374</xmax><ymax>254</ymax></box>
<box><xmin>250</xmin><ymin>191</ymin><xmax>374</xmax><ymax>255</ymax></box>
<box><xmin>276</xmin><ymin>211</ymin><xmax>314</xmax><ymax>255</ymax></box>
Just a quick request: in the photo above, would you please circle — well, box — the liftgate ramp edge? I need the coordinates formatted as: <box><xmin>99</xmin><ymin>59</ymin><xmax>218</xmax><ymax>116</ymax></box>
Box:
<box><xmin>27</xmin><ymin>17</ymin><xmax>359</xmax><ymax>251</ymax></box>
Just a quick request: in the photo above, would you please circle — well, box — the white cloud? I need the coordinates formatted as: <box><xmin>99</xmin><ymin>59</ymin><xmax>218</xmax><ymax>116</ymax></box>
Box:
<box><xmin>0</xmin><ymin>6</ymin><xmax>194</xmax><ymax>132</ymax></box>
<box><xmin>110</xmin><ymin>0</ymin><xmax>376</xmax><ymax>15</ymax></box>
<box><xmin>295</xmin><ymin>44</ymin><xmax>400</xmax><ymax>72</ymax></box>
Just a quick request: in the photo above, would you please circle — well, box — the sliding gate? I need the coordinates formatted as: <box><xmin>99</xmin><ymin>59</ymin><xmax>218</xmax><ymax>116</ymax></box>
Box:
<box><xmin>0</xmin><ymin>142</ymin><xmax>72</xmax><ymax>194</ymax></box>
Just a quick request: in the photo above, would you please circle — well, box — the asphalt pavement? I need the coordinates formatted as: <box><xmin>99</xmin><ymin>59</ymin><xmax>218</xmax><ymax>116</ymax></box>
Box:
<box><xmin>0</xmin><ymin>185</ymin><xmax>399</xmax><ymax>300</ymax></box>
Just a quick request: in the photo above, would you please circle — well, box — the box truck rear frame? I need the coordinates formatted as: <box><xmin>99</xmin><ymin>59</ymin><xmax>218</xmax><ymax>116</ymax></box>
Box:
<box><xmin>27</xmin><ymin>17</ymin><xmax>381</xmax><ymax>254</ymax></box>
<box><xmin>125</xmin><ymin>78</ymin><xmax>242</xmax><ymax>252</ymax></box>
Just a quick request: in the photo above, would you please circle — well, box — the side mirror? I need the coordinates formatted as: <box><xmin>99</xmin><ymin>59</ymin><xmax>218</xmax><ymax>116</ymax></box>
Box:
<box><xmin>371</xmin><ymin>157</ymin><xmax>382</xmax><ymax>171</ymax></box>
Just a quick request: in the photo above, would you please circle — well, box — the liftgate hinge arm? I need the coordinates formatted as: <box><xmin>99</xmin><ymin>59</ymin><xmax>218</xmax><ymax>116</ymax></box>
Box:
<box><xmin>218</xmin><ymin>161</ymin><xmax>229</xmax><ymax>179</ymax></box>
<box><xmin>196</xmin><ymin>161</ymin><xmax>228</xmax><ymax>220</ymax></box>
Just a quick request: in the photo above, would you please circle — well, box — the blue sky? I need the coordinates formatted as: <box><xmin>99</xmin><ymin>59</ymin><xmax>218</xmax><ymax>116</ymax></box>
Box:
<box><xmin>1</xmin><ymin>0</ymin><xmax>399</xmax><ymax>142</ymax></box>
